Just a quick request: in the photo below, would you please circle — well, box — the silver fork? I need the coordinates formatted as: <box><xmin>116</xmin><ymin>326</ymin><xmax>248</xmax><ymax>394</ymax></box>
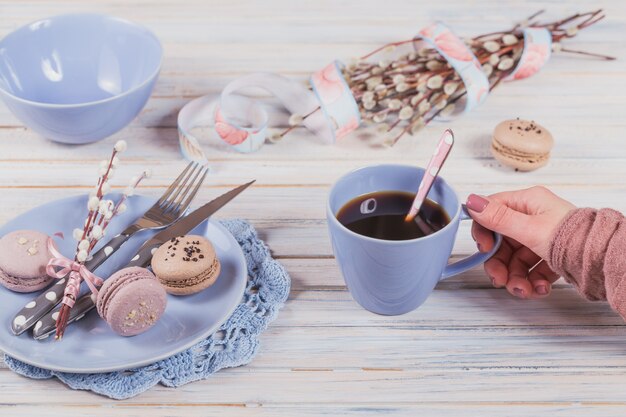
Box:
<box><xmin>11</xmin><ymin>161</ymin><xmax>209</xmax><ymax>336</ymax></box>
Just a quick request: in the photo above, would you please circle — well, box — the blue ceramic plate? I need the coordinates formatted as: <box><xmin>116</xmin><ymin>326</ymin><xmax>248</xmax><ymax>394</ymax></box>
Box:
<box><xmin>0</xmin><ymin>194</ymin><xmax>247</xmax><ymax>373</ymax></box>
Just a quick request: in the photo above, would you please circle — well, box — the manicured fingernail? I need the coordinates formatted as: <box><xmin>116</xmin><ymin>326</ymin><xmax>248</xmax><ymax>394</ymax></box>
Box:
<box><xmin>536</xmin><ymin>285</ymin><xmax>548</xmax><ymax>295</ymax></box>
<box><xmin>513</xmin><ymin>288</ymin><xmax>525</xmax><ymax>297</ymax></box>
<box><xmin>466</xmin><ymin>194</ymin><xmax>489</xmax><ymax>213</ymax></box>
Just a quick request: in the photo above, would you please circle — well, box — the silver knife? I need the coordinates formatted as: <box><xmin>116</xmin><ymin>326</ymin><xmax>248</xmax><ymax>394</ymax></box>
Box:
<box><xmin>32</xmin><ymin>180</ymin><xmax>254</xmax><ymax>340</ymax></box>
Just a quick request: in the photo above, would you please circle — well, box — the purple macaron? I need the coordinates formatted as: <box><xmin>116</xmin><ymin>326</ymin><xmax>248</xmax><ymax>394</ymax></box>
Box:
<box><xmin>0</xmin><ymin>230</ymin><xmax>54</xmax><ymax>293</ymax></box>
<box><xmin>96</xmin><ymin>266</ymin><xmax>167</xmax><ymax>336</ymax></box>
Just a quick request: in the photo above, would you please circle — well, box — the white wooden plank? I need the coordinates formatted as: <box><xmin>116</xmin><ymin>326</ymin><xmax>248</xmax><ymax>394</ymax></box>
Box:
<box><xmin>2</xmin><ymin>120</ymin><xmax>626</xmax><ymax>161</ymax></box>
<box><xmin>3</xmin><ymin>366</ymin><xmax>626</xmax><ymax>404</ymax></box>
<box><xmin>0</xmin><ymin>158</ymin><xmax>624</xmax><ymax>189</ymax></box>
<box><xmin>0</xmin><ymin>403</ymin><xmax>623</xmax><ymax>417</ymax></box>
<box><xmin>4</xmin><ymin>324</ymin><xmax>626</xmax><ymax>372</ymax></box>
<box><xmin>275</xmin><ymin>288</ymin><xmax>624</xmax><ymax>327</ymax></box>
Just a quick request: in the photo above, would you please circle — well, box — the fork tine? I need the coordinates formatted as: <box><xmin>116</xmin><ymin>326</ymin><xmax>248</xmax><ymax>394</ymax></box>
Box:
<box><xmin>156</xmin><ymin>161</ymin><xmax>195</xmax><ymax>206</ymax></box>
<box><xmin>166</xmin><ymin>165</ymin><xmax>207</xmax><ymax>215</ymax></box>
<box><xmin>161</xmin><ymin>162</ymin><xmax>200</xmax><ymax>211</ymax></box>
<box><xmin>173</xmin><ymin>165</ymin><xmax>209</xmax><ymax>216</ymax></box>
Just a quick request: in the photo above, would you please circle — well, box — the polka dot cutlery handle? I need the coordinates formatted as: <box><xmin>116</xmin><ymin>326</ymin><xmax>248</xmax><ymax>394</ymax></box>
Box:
<box><xmin>125</xmin><ymin>241</ymin><xmax>160</xmax><ymax>268</ymax></box>
<box><xmin>32</xmin><ymin>243</ymin><xmax>155</xmax><ymax>340</ymax></box>
<box><xmin>32</xmin><ymin>290</ymin><xmax>101</xmax><ymax>340</ymax></box>
<box><xmin>84</xmin><ymin>233</ymin><xmax>131</xmax><ymax>273</ymax></box>
<box><xmin>10</xmin><ymin>233</ymin><xmax>131</xmax><ymax>336</ymax></box>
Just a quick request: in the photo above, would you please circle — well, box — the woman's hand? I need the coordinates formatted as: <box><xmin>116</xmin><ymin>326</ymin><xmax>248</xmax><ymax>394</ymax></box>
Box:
<box><xmin>466</xmin><ymin>186</ymin><xmax>576</xmax><ymax>299</ymax></box>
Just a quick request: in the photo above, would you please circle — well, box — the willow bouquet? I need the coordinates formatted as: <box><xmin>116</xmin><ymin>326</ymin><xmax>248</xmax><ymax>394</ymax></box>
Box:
<box><xmin>339</xmin><ymin>9</ymin><xmax>613</xmax><ymax>146</ymax></box>
<box><xmin>53</xmin><ymin>141</ymin><xmax>150</xmax><ymax>339</ymax></box>
<box><xmin>176</xmin><ymin>10</ymin><xmax>613</xmax><ymax>159</ymax></box>
<box><xmin>266</xmin><ymin>9</ymin><xmax>613</xmax><ymax>147</ymax></box>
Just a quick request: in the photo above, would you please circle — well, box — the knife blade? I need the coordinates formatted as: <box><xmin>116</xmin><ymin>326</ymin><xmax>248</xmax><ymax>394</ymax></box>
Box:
<box><xmin>134</xmin><ymin>180</ymin><xmax>255</xmax><ymax>256</ymax></box>
<box><xmin>32</xmin><ymin>180</ymin><xmax>254</xmax><ymax>340</ymax></box>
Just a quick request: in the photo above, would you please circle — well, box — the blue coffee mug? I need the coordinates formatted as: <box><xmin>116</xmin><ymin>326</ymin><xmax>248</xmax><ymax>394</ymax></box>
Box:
<box><xmin>327</xmin><ymin>164</ymin><xmax>502</xmax><ymax>315</ymax></box>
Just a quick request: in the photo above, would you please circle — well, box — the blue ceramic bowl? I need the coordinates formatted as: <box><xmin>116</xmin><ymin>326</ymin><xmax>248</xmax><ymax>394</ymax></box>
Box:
<box><xmin>0</xmin><ymin>14</ymin><xmax>162</xmax><ymax>144</ymax></box>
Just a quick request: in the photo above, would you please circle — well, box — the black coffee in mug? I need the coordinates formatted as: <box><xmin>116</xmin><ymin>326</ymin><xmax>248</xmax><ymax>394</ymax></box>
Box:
<box><xmin>336</xmin><ymin>191</ymin><xmax>450</xmax><ymax>241</ymax></box>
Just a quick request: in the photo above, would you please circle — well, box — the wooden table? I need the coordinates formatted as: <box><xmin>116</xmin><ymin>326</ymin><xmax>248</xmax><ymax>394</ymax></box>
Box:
<box><xmin>1</xmin><ymin>1</ymin><xmax>625</xmax><ymax>415</ymax></box>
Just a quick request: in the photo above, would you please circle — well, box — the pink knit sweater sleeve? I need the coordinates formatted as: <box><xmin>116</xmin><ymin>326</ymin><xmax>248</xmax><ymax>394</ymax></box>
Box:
<box><xmin>547</xmin><ymin>208</ymin><xmax>626</xmax><ymax>319</ymax></box>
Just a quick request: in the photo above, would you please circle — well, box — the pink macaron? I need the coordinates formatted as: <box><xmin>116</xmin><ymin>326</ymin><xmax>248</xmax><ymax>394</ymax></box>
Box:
<box><xmin>96</xmin><ymin>266</ymin><xmax>167</xmax><ymax>337</ymax></box>
<box><xmin>0</xmin><ymin>230</ymin><xmax>54</xmax><ymax>293</ymax></box>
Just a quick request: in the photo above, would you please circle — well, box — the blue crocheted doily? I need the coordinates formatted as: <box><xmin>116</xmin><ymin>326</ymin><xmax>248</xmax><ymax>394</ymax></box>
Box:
<box><xmin>4</xmin><ymin>220</ymin><xmax>290</xmax><ymax>399</ymax></box>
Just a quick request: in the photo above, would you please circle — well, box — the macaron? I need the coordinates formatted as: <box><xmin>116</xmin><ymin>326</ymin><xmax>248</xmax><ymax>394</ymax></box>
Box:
<box><xmin>0</xmin><ymin>230</ymin><xmax>54</xmax><ymax>293</ymax></box>
<box><xmin>151</xmin><ymin>235</ymin><xmax>221</xmax><ymax>296</ymax></box>
<box><xmin>96</xmin><ymin>266</ymin><xmax>167</xmax><ymax>336</ymax></box>
<box><xmin>491</xmin><ymin>119</ymin><xmax>554</xmax><ymax>171</ymax></box>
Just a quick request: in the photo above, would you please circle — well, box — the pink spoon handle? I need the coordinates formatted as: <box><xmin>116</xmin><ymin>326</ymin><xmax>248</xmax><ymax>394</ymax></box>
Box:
<box><xmin>405</xmin><ymin>129</ymin><xmax>454</xmax><ymax>222</ymax></box>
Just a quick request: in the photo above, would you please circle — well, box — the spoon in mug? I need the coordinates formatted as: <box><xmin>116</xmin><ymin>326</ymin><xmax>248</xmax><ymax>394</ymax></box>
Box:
<box><xmin>405</xmin><ymin>129</ymin><xmax>455</xmax><ymax>224</ymax></box>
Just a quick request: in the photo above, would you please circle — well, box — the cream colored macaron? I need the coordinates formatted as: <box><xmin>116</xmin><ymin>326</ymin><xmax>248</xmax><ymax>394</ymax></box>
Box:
<box><xmin>151</xmin><ymin>235</ymin><xmax>221</xmax><ymax>296</ymax></box>
<box><xmin>491</xmin><ymin>119</ymin><xmax>554</xmax><ymax>171</ymax></box>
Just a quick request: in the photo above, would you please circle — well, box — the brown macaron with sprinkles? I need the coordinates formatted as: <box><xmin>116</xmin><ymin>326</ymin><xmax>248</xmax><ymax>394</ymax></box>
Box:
<box><xmin>151</xmin><ymin>235</ymin><xmax>221</xmax><ymax>295</ymax></box>
<box><xmin>491</xmin><ymin>118</ymin><xmax>554</xmax><ymax>171</ymax></box>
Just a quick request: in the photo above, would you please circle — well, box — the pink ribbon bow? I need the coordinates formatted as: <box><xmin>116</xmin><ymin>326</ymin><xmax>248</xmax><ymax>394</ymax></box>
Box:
<box><xmin>46</xmin><ymin>238</ymin><xmax>103</xmax><ymax>308</ymax></box>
